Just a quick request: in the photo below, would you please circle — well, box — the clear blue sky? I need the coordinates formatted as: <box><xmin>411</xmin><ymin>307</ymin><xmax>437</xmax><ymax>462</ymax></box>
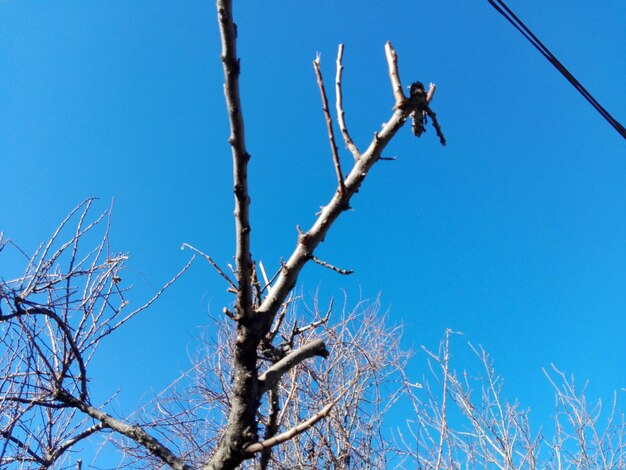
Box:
<box><xmin>1</xmin><ymin>0</ymin><xmax>625</xmax><ymax>464</ymax></box>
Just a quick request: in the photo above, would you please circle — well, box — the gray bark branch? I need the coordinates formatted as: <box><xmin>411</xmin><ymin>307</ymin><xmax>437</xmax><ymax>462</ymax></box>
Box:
<box><xmin>335</xmin><ymin>44</ymin><xmax>360</xmax><ymax>159</ymax></box>
<box><xmin>207</xmin><ymin>1</ymin><xmax>262</xmax><ymax>468</ymax></box>
<box><xmin>259</xmin><ymin>339</ymin><xmax>329</xmax><ymax>394</ymax></box>
<box><xmin>217</xmin><ymin>0</ymin><xmax>253</xmax><ymax>319</ymax></box>
<box><xmin>313</xmin><ymin>55</ymin><xmax>345</xmax><ymax>194</ymax></box>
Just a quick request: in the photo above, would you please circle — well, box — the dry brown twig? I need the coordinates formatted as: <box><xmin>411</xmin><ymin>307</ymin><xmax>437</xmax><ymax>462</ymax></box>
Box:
<box><xmin>181</xmin><ymin>243</ymin><xmax>236</xmax><ymax>291</ymax></box>
<box><xmin>314</xmin><ymin>53</ymin><xmax>346</xmax><ymax>194</ymax></box>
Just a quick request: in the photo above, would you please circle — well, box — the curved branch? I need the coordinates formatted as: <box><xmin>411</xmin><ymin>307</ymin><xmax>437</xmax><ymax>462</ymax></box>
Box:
<box><xmin>258</xmin><ymin>338</ymin><xmax>329</xmax><ymax>394</ymax></box>
<box><xmin>57</xmin><ymin>390</ymin><xmax>191</xmax><ymax>470</ymax></box>
<box><xmin>313</xmin><ymin>54</ymin><xmax>345</xmax><ymax>194</ymax></box>
<box><xmin>48</xmin><ymin>423</ymin><xmax>106</xmax><ymax>463</ymax></box>
<box><xmin>18</xmin><ymin>301</ymin><xmax>89</xmax><ymax>401</ymax></box>
<box><xmin>244</xmin><ymin>401</ymin><xmax>335</xmax><ymax>455</ymax></box>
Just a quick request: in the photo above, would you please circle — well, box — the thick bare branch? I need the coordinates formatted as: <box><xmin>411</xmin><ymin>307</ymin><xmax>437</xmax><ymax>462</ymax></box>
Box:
<box><xmin>209</xmin><ymin>1</ymin><xmax>263</xmax><ymax>468</ymax></box>
<box><xmin>258</xmin><ymin>338</ymin><xmax>329</xmax><ymax>394</ymax></box>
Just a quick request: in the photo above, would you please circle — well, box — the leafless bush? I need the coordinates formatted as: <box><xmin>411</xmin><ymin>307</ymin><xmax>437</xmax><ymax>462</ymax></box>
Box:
<box><xmin>0</xmin><ymin>199</ymin><xmax>190</xmax><ymax>468</ymax></box>
<box><xmin>545</xmin><ymin>365</ymin><xmax>626</xmax><ymax>469</ymax></box>
<box><xmin>397</xmin><ymin>330</ymin><xmax>626</xmax><ymax>469</ymax></box>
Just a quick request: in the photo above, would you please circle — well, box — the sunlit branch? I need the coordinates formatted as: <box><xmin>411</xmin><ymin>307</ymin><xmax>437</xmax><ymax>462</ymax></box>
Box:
<box><xmin>335</xmin><ymin>44</ymin><xmax>360</xmax><ymax>159</ymax></box>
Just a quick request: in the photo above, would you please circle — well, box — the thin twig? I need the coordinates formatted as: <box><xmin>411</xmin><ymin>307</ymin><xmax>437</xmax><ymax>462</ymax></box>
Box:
<box><xmin>261</xmin><ymin>259</ymin><xmax>283</xmax><ymax>296</ymax></box>
<box><xmin>313</xmin><ymin>54</ymin><xmax>345</xmax><ymax>194</ymax></box>
<box><xmin>423</xmin><ymin>106</ymin><xmax>446</xmax><ymax>146</ymax></box>
<box><xmin>258</xmin><ymin>260</ymin><xmax>271</xmax><ymax>294</ymax></box>
<box><xmin>90</xmin><ymin>256</ymin><xmax>194</xmax><ymax>346</ymax></box>
<box><xmin>181</xmin><ymin>243</ymin><xmax>236</xmax><ymax>289</ymax></box>
<box><xmin>435</xmin><ymin>329</ymin><xmax>452</xmax><ymax>469</ymax></box>
<box><xmin>311</xmin><ymin>255</ymin><xmax>353</xmax><ymax>275</ymax></box>
<box><xmin>335</xmin><ymin>44</ymin><xmax>360</xmax><ymax>160</ymax></box>
<box><xmin>293</xmin><ymin>298</ymin><xmax>333</xmax><ymax>337</ymax></box>
<box><xmin>257</xmin><ymin>42</ymin><xmax>422</xmax><ymax>322</ymax></box>
<box><xmin>267</xmin><ymin>294</ymin><xmax>295</xmax><ymax>344</ymax></box>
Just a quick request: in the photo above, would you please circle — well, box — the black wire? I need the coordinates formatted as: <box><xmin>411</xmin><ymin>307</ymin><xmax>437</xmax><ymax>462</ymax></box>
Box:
<box><xmin>487</xmin><ymin>0</ymin><xmax>626</xmax><ymax>140</ymax></box>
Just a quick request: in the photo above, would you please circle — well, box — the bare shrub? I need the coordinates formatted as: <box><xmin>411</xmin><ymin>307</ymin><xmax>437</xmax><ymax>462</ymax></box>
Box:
<box><xmin>397</xmin><ymin>330</ymin><xmax>626</xmax><ymax>469</ymax></box>
<box><xmin>0</xmin><ymin>199</ymin><xmax>190</xmax><ymax>468</ymax></box>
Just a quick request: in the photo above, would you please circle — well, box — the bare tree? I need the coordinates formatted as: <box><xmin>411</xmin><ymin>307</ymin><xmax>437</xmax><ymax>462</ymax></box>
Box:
<box><xmin>4</xmin><ymin>2</ymin><xmax>623</xmax><ymax>470</ymax></box>
<box><xmin>1</xmin><ymin>0</ymin><xmax>444</xmax><ymax>468</ymax></box>
<box><xmin>207</xmin><ymin>2</ymin><xmax>442</xmax><ymax>465</ymax></box>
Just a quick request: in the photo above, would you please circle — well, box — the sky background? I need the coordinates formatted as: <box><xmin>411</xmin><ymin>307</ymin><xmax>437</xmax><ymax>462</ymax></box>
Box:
<box><xmin>1</xmin><ymin>0</ymin><xmax>625</xmax><ymax>466</ymax></box>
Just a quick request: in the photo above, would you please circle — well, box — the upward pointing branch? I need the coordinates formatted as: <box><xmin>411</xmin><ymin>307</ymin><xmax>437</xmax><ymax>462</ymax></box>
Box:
<box><xmin>385</xmin><ymin>41</ymin><xmax>406</xmax><ymax>107</ymax></box>
<box><xmin>217</xmin><ymin>0</ymin><xmax>253</xmax><ymax>319</ymax></box>
<box><xmin>257</xmin><ymin>42</ymin><xmax>427</xmax><ymax>322</ymax></box>
<box><xmin>335</xmin><ymin>44</ymin><xmax>360</xmax><ymax>160</ymax></box>
<box><xmin>313</xmin><ymin>54</ymin><xmax>346</xmax><ymax>194</ymax></box>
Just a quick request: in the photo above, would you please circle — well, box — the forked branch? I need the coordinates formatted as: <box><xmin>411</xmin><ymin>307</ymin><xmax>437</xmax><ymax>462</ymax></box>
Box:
<box><xmin>257</xmin><ymin>41</ymin><xmax>437</xmax><ymax>323</ymax></box>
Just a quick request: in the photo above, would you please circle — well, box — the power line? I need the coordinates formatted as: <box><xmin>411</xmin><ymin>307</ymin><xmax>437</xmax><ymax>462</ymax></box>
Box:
<box><xmin>487</xmin><ymin>0</ymin><xmax>626</xmax><ymax>140</ymax></box>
